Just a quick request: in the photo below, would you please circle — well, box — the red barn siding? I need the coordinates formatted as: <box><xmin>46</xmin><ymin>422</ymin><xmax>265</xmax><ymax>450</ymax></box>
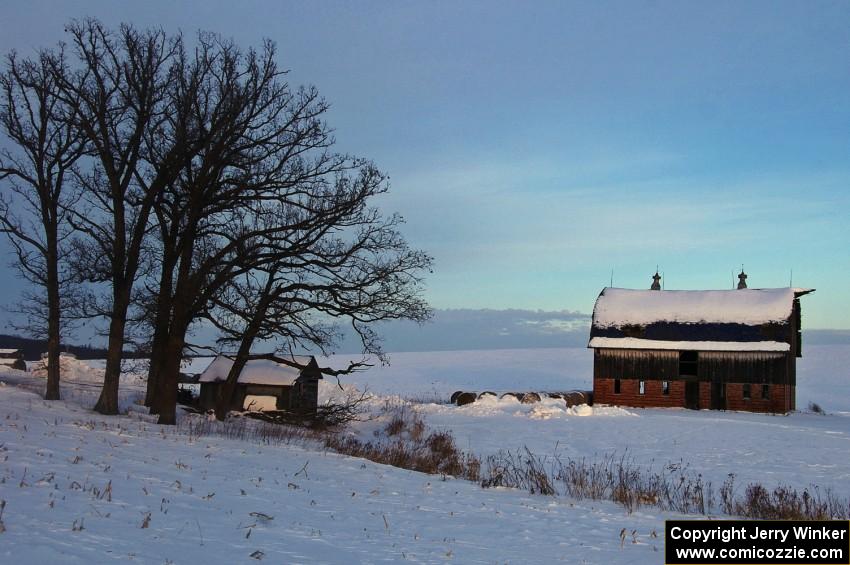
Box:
<box><xmin>725</xmin><ymin>383</ymin><xmax>793</xmax><ymax>413</ymax></box>
<box><xmin>594</xmin><ymin>377</ymin><xmax>685</xmax><ymax>408</ymax></box>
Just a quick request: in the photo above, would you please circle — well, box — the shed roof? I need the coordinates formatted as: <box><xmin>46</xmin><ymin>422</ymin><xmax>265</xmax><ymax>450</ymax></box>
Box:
<box><xmin>198</xmin><ymin>354</ymin><xmax>318</xmax><ymax>386</ymax></box>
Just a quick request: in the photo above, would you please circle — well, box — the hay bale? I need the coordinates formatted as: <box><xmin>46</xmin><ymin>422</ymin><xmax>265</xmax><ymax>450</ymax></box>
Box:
<box><xmin>520</xmin><ymin>392</ymin><xmax>541</xmax><ymax>404</ymax></box>
<box><xmin>546</xmin><ymin>392</ymin><xmax>564</xmax><ymax>400</ymax></box>
<box><xmin>477</xmin><ymin>391</ymin><xmax>497</xmax><ymax>400</ymax></box>
<box><xmin>563</xmin><ymin>390</ymin><xmax>591</xmax><ymax>407</ymax></box>
<box><xmin>455</xmin><ymin>392</ymin><xmax>477</xmax><ymax>406</ymax></box>
<box><xmin>450</xmin><ymin>390</ymin><xmax>464</xmax><ymax>404</ymax></box>
<box><xmin>500</xmin><ymin>392</ymin><xmax>522</xmax><ymax>401</ymax></box>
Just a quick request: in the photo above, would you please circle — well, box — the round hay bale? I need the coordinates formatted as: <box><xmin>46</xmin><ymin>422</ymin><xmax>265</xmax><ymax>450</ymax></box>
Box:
<box><xmin>520</xmin><ymin>392</ymin><xmax>541</xmax><ymax>404</ymax></box>
<box><xmin>564</xmin><ymin>391</ymin><xmax>591</xmax><ymax>407</ymax></box>
<box><xmin>477</xmin><ymin>391</ymin><xmax>497</xmax><ymax>400</ymax></box>
<box><xmin>500</xmin><ymin>392</ymin><xmax>522</xmax><ymax>401</ymax></box>
<box><xmin>546</xmin><ymin>392</ymin><xmax>564</xmax><ymax>399</ymax></box>
<box><xmin>455</xmin><ymin>392</ymin><xmax>477</xmax><ymax>406</ymax></box>
<box><xmin>450</xmin><ymin>390</ymin><xmax>464</xmax><ymax>404</ymax></box>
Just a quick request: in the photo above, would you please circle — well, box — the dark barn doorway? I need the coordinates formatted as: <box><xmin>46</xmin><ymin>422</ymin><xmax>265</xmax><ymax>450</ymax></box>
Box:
<box><xmin>710</xmin><ymin>379</ymin><xmax>725</xmax><ymax>410</ymax></box>
<box><xmin>685</xmin><ymin>381</ymin><xmax>699</xmax><ymax>410</ymax></box>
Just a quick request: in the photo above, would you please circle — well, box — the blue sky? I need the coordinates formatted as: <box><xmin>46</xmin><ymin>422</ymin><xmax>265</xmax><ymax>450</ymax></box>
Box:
<box><xmin>1</xmin><ymin>0</ymin><xmax>849</xmax><ymax>334</ymax></box>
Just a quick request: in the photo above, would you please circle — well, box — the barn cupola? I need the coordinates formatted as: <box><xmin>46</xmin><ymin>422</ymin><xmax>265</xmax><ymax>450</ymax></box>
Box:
<box><xmin>650</xmin><ymin>271</ymin><xmax>661</xmax><ymax>290</ymax></box>
<box><xmin>737</xmin><ymin>269</ymin><xmax>748</xmax><ymax>289</ymax></box>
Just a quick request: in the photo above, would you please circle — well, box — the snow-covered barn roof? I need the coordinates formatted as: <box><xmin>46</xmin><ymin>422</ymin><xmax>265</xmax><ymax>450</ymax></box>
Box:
<box><xmin>587</xmin><ymin>337</ymin><xmax>790</xmax><ymax>352</ymax></box>
<box><xmin>593</xmin><ymin>288</ymin><xmax>795</xmax><ymax>327</ymax></box>
<box><xmin>198</xmin><ymin>354</ymin><xmax>319</xmax><ymax>386</ymax></box>
<box><xmin>589</xmin><ymin>287</ymin><xmax>812</xmax><ymax>351</ymax></box>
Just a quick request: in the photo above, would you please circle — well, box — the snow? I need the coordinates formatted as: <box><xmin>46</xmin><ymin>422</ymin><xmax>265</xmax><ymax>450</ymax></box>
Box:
<box><xmin>592</xmin><ymin>287</ymin><xmax>797</xmax><ymax>327</ymax></box>
<box><xmin>30</xmin><ymin>355</ymin><xmax>106</xmax><ymax>384</ymax></box>
<box><xmin>1</xmin><ymin>345</ymin><xmax>849</xmax><ymax>563</ymax></box>
<box><xmin>0</xmin><ymin>381</ymin><xmax>666</xmax><ymax>564</ymax></box>
<box><xmin>588</xmin><ymin>337</ymin><xmax>790</xmax><ymax>351</ymax></box>
<box><xmin>316</xmin><ymin>346</ymin><xmax>850</xmax><ymax>498</ymax></box>
<box><xmin>198</xmin><ymin>355</ymin><xmax>302</xmax><ymax>386</ymax></box>
<box><xmin>0</xmin><ymin>348</ymin><xmax>20</xmax><ymax>354</ymax></box>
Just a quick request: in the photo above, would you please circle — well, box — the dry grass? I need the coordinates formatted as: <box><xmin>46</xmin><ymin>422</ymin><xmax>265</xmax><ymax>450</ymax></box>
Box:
<box><xmin>327</xmin><ymin>409</ymin><xmax>481</xmax><ymax>481</ymax></box>
<box><xmin>480</xmin><ymin>449</ymin><xmax>849</xmax><ymax>520</ymax></box>
<box><xmin>176</xmin><ymin>414</ymin><xmax>319</xmax><ymax>445</ymax></box>
<box><xmin>171</xmin><ymin>403</ymin><xmax>849</xmax><ymax>521</ymax></box>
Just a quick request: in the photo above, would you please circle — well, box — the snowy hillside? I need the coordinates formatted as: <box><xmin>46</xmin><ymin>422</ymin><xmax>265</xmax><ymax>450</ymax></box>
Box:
<box><xmin>1</xmin><ymin>346</ymin><xmax>849</xmax><ymax>563</ymax></box>
<box><xmin>0</xmin><ymin>383</ymin><xmax>665</xmax><ymax>563</ymax></box>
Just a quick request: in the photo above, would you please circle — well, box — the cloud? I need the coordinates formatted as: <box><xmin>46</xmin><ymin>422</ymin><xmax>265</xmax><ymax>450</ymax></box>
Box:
<box><xmin>334</xmin><ymin>308</ymin><xmax>592</xmax><ymax>353</ymax></box>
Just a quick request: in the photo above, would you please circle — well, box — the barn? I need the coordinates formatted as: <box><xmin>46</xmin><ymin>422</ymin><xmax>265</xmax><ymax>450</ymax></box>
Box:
<box><xmin>588</xmin><ymin>272</ymin><xmax>814</xmax><ymax>413</ymax></box>
<box><xmin>197</xmin><ymin>354</ymin><xmax>322</xmax><ymax>413</ymax></box>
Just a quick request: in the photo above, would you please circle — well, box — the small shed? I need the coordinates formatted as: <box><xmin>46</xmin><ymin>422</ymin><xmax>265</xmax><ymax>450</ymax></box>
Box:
<box><xmin>197</xmin><ymin>354</ymin><xmax>323</xmax><ymax>413</ymax></box>
<box><xmin>0</xmin><ymin>349</ymin><xmax>26</xmax><ymax>371</ymax></box>
<box><xmin>588</xmin><ymin>272</ymin><xmax>813</xmax><ymax>414</ymax></box>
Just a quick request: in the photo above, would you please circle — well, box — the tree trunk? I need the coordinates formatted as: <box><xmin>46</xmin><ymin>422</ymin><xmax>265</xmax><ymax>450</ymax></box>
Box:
<box><xmin>155</xmin><ymin>333</ymin><xmax>185</xmax><ymax>425</ymax></box>
<box><xmin>44</xmin><ymin>232</ymin><xmax>61</xmax><ymax>401</ymax></box>
<box><xmin>154</xmin><ymin>297</ymin><xmax>193</xmax><ymax>425</ymax></box>
<box><xmin>145</xmin><ymin>284</ymin><xmax>173</xmax><ymax>409</ymax></box>
<box><xmin>145</xmin><ymin>238</ymin><xmax>177</xmax><ymax>409</ymax></box>
<box><xmin>94</xmin><ymin>288</ymin><xmax>130</xmax><ymax>415</ymax></box>
<box><xmin>214</xmin><ymin>326</ymin><xmax>260</xmax><ymax>421</ymax></box>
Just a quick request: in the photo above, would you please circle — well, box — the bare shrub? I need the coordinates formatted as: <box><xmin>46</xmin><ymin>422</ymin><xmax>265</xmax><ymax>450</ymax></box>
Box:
<box><xmin>720</xmin><ymin>476</ymin><xmax>848</xmax><ymax>520</ymax></box>
<box><xmin>325</xmin><ymin>415</ymin><xmax>480</xmax><ymax>482</ymax></box>
<box><xmin>481</xmin><ymin>448</ymin><xmax>555</xmax><ymax>495</ymax></box>
<box><xmin>176</xmin><ymin>414</ymin><xmax>318</xmax><ymax>446</ymax></box>
<box><xmin>479</xmin><ymin>449</ymin><xmax>849</xmax><ymax>520</ymax></box>
<box><xmin>384</xmin><ymin>415</ymin><xmax>406</xmax><ymax>437</ymax></box>
<box><xmin>808</xmin><ymin>401</ymin><xmax>825</xmax><ymax>414</ymax></box>
<box><xmin>244</xmin><ymin>389</ymin><xmax>370</xmax><ymax>430</ymax></box>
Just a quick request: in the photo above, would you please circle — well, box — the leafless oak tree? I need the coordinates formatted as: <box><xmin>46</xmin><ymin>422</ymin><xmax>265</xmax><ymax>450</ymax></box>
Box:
<box><xmin>1</xmin><ymin>21</ymin><xmax>432</xmax><ymax>423</ymax></box>
<box><xmin>52</xmin><ymin>20</ymin><xmax>186</xmax><ymax>414</ymax></box>
<box><xmin>0</xmin><ymin>48</ymin><xmax>87</xmax><ymax>400</ymax></box>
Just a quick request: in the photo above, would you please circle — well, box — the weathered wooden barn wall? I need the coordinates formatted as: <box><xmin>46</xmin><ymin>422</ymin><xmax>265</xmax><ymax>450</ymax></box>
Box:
<box><xmin>593</xmin><ymin>349</ymin><xmax>790</xmax><ymax>384</ymax></box>
<box><xmin>593</xmin><ymin>349</ymin><xmax>678</xmax><ymax>380</ymax></box>
<box><xmin>697</xmin><ymin>351</ymin><xmax>790</xmax><ymax>385</ymax></box>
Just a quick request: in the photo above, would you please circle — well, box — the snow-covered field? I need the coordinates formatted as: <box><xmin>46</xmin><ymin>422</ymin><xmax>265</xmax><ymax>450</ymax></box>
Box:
<box><xmin>327</xmin><ymin>345</ymin><xmax>850</xmax><ymax>497</ymax></box>
<box><xmin>1</xmin><ymin>345</ymin><xmax>849</xmax><ymax>563</ymax></box>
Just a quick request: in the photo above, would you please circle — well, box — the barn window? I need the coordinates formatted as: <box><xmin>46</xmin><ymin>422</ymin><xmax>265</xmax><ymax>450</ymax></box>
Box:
<box><xmin>742</xmin><ymin>383</ymin><xmax>751</xmax><ymax>400</ymax></box>
<box><xmin>679</xmin><ymin>351</ymin><xmax>698</xmax><ymax>376</ymax></box>
<box><xmin>761</xmin><ymin>384</ymin><xmax>769</xmax><ymax>400</ymax></box>
<box><xmin>639</xmin><ymin>380</ymin><xmax>646</xmax><ymax>395</ymax></box>
<box><xmin>662</xmin><ymin>381</ymin><xmax>670</xmax><ymax>395</ymax></box>
<box><xmin>614</xmin><ymin>379</ymin><xmax>621</xmax><ymax>394</ymax></box>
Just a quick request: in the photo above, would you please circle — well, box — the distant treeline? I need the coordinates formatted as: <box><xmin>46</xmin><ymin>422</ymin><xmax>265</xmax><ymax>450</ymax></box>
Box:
<box><xmin>0</xmin><ymin>334</ymin><xmax>137</xmax><ymax>361</ymax></box>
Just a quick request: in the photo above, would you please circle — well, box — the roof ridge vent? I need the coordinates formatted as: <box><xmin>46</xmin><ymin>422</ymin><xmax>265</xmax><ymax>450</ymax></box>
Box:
<box><xmin>650</xmin><ymin>271</ymin><xmax>661</xmax><ymax>291</ymax></box>
<box><xmin>737</xmin><ymin>267</ymin><xmax>748</xmax><ymax>289</ymax></box>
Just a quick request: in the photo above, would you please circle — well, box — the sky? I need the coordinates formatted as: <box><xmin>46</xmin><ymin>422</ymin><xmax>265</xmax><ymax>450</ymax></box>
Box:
<box><xmin>1</xmin><ymin>0</ymin><xmax>849</xmax><ymax>344</ymax></box>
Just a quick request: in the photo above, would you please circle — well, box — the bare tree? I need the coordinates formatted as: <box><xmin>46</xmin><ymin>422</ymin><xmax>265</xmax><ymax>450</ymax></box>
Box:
<box><xmin>208</xmin><ymin>169</ymin><xmax>432</xmax><ymax>420</ymax></box>
<box><xmin>51</xmin><ymin>20</ymin><xmax>186</xmax><ymax>414</ymax></box>
<box><xmin>137</xmin><ymin>36</ymin><xmax>407</xmax><ymax>425</ymax></box>
<box><xmin>0</xmin><ymin>48</ymin><xmax>87</xmax><ymax>400</ymax></box>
